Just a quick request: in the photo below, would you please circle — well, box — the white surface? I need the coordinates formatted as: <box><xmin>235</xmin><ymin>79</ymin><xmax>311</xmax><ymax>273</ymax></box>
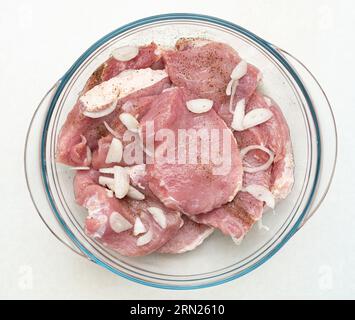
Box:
<box><xmin>0</xmin><ymin>0</ymin><xmax>354</xmax><ymax>300</ymax></box>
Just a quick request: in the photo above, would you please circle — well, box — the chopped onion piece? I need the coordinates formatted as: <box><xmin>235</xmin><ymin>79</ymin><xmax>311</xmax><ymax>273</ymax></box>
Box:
<box><xmin>106</xmin><ymin>189</ymin><xmax>114</xmax><ymax>198</ymax></box>
<box><xmin>228</xmin><ymin>80</ymin><xmax>239</xmax><ymax>113</ymax></box>
<box><xmin>133</xmin><ymin>217</ymin><xmax>146</xmax><ymax>236</ymax></box>
<box><xmin>105</xmin><ymin>138</ymin><xmax>123</xmax><ymax>164</ymax></box>
<box><xmin>127</xmin><ymin>186</ymin><xmax>145</xmax><ymax>200</ymax></box>
<box><xmin>226</xmin><ymin>79</ymin><xmax>233</xmax><ymax>96</ymax></box>
<box><xmin>103</xmin><ymin>121</ymin><xmax>120</xmax><ymax>138</ymax></box>
<box><xmin>98</xmin><ymin>176</ymin><xmax>115</xmax><ymax>190</ymax></box>
<box><xmin>232</xmin><ymin>236</ymin><xmax>244</xmax><ymax>246</ymax></box>
<box><xmin>264</xmin><ymin>96</ymin><xmax>272</xmax><ymax>107</ymax></box>
<box><xmin>231</xmin><ymin>99</ymin><xmax>246</xmax><ymax>131</ymax></box>
<box><xmin>86</xmin><ymin>146</ymin><xmax>92</xmax><ymax>165</ymax></box>
<box><xmin>99</xmin><ymin>167</ymin><xmax>115</xmax><ymax>175</ymax></box>
<box><xmin>119</xmin><ymin>113</ymin><xmax>140</xmax><ymax>133</ymax></box>
<box><xmin>186</xmin><ymin>99</ymin><xmax>214</xmax><ymax>114</ymax></box>
<box><xmin>240</xmin><ymin>145</ymin><xmax>275</xmax><ymax>173</ymax></box>
<box><xmin>114</xmin><ymin>166</ymin><xmax>130</xmax><ymax>199</ymax></box>
<box><xmin>83</xmin><ymin>101</ymin><xmax>117</xmax><ymax>119</ymax></box>
<box><xmin>80</xmin><ymin>79</ymin><xmax>120</xmax><ymax>115</ymax></box>
<box><xmin>147</xmin><ymin>207</ymin><xmax>167</xmax><ymax>229</ymax></box>
<box><xmin>109</xmin><ymin>212</ymin><xmax>133</xmax><ymax>233</ymax></box>
<box><xmin>179</xmin><ymin>218</ymin><xmax>185</xmax><ymax>228</ymax></box>
<box><xmin>112</xmin><ymin>45</ymin><xmax>139</xmax><ymax>62</ymax></box>
<box><xmin>243</xmin><ymin>185</ymin><xmax>275</xmax><ymax>209</ymax></box>
<box><xmin>258</xmin><ymin>219</ymin><xmax>270</xmax><ymax>232</ymax></box>
<box><xmin>231</xmin><ymin>60</ymin><xmax>248</xmax><ymax>80</ymax></box>
<box><xmin>243</xmin><ymin>108</ymin><xmax>273</xmax><ymax>130</ymax></box>
<box><xmin>68</xmin><ymin>166</ymin><xmax>90</xmax><ymax>171</ymax></box>
<box><xmin>137</xmin><ymin>229</ymin><xmax>153</xmax><ymax>246</ymax></box>
<box><xmin>162</xmin><ymin>87</ymin><xmax>176</xmax><ymax>93</ymax></box>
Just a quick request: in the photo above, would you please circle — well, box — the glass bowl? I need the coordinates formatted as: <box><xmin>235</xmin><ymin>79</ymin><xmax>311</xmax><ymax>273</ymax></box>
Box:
<box><xmin>24</xmin><ymin>13</ymin><xmax>337</xmax><ymax>289</ymax></box>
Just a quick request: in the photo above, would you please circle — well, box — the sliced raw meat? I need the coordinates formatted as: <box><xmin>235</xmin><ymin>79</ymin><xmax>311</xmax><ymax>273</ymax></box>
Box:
<box><xmin>242</xmin><ymin>94</ymin><xmax>287</xmax><ymax>160</ymax></box>
<box><xmin>158</xmin><ymin>216</ymin><xmax>214</xmax><ymax>254</ymax></box>
<box><xmin>163</xmin><ymin>40</ymin><xmax>260</xmax><ymax>105</ymax></box>
<box><xmin>140</xmin><ymin>87</ymin><xmax>243</xmax><ymax>215</ymax></box>
<box><xmin>83</xmin><ymin>43</ymin><xmax>160</xmax><ymax>93</ymax></box>
<box><xmin>214</xmin><ymin>63</ymin><xmax>260</xmax><ymax>126</ymax></box>
<box><xmin>222</xmin><ymin>92</ymin><xmax>292</xmax><ymax>217</ymax></box>
<box><xmin>194</xmin><ymin>92</ymin><xmax>293</xmax><ymax>238</ymax></box>
<box><xmin>225</xmin><ymin>92</ymin><xmax>295</xmax><ymax>215</ymax></box>
<box><xmin>56</xmin><ymin>74</ymin><xmax>170</xmax><ymax>167</ymax></box>
<box><xmin>234</xmin><ymin>97</ymin><xmax>274</xmax><ymax>221</ymax></box>
<box><xmin>240</xmin><ymin>93</ymin><xmax>294</xmax><ymax>199</ymax></box>
<box><xmin>56</xmin><ymin>42</ymin><xmax>165</xmax><ymax>167</ymax></box>
<box><xmin>57</xmin><ymin>38</ymin><xmax>295</xmax><ymax>256</ymax></box>
<box><xmin>191</xmin><ymin>199</ymin><xmax>255</xmax><ymax>240</ymax></box>
<box><xmin>74</xmin><ymin>170</ymin><xmax>182</xmax><ymax>257</ymax></box>
<box><xmin>193</xmin><ymin>136</ymin><xmax>271</xmax><ymax>237</ymax></box>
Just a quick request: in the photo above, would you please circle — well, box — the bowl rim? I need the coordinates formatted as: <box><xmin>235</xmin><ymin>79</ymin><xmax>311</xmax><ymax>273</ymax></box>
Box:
<box><xmin>40</xmin><ymin>13</ymin><xmax>321</xmax><ymax>290</ymax></box>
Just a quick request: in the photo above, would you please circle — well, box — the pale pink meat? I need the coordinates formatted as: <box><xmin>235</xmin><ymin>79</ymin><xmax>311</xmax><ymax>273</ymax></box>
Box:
<box><xmin>164</xmin><ymin>40</ymin><xmax>260</xmax><ymax>105</ymax></box>
<box><xmin>193</xmin><ymin>91</ymin><xmax>294</xmax><ymax>238</ymax></box>
<box><xmin>58</xmin><ymin>39</ymin><xmax>294</xmax><ymax>254</ymax></box>
<box><xmin>56</xmin><ymin>43</ymin><xmax>164</xmax><ymax>167</ymax></box>
<box><xmin>193</xmin><ymin>130</ymin><xmax>271</xmax><ymax>237</ymax></box>
<box><xmin>214</xmin><ymin>63</ymin><xmax>260</xmax><ymax>126</ymax></box>
<box><xmin>140</xmin><ymin>87</ymin><xmax>244</xmax><ymax>215</ymax></box>
<box><xmin>56</xmin><ymin>76</ymin><xmax>170</xmax><ymax>167</ymax></box>
<box><xmin>238</xmin><ymin>93</ymin><xmax>294</xmax><ymax>199</ymax></box>
<box><xmin>191</xmin><ymin>200</ymin><xmax>255</xmax><ymax>240</ymax></box>
<box><xmin>262</xmin><ymin>97</ymin><xmax>294</xmax><ymax>199</ymax></box>
<box><xmin>83</xmin><ymin>43</ymin><xmax>160</xmax><ymax>93</ymax></box>
<box><xmin>242</xmin><ymin>94</ymin><xmax>287</xmax><ymax>160</ymax></box>
<box><xmin>70</xmin><ymin>135</ymin><xmax>92</xmax><ymax>167</ymax></box>
<box><xmin>74</xmin><ymin>170</ymin><xmax>182</xmax><ymax>257</ymax></box>
<box><xmin>158</xmin><ymin>216</ymin><xmax>214</xmax><ymax>254</ymax></box>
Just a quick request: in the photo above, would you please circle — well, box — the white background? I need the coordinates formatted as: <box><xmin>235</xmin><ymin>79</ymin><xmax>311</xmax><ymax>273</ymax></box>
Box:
<box><xmin>0</xmin><ymin>0</ymin><xmax>354</xmax><ymax>300</ymax></box>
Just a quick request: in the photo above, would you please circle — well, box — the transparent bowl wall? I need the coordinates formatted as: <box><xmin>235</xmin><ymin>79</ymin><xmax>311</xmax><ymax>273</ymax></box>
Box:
<box><xmin>25</xmin><ymin>14</ymin><xmax>337</xmax><ymax>289</ymax></box>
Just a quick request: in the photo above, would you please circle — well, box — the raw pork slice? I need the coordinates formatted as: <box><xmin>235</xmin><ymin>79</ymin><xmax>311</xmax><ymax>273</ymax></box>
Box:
<box><xmin>56</xmin><ymin>73</ymin><xmax>170</xmax><ymax>167</ymax></box>
<box><xmin>193</xmin><ymin>92</ymin><xmax>294</xmax><ymax>239</ymax></box>
<box><xmin>191</xmin><ymin>199</ymin><xmax>255</xmax><ymax>240</ymax></box>
<box><xmin>193</xmin><ymin>130</ymin><xmax>271</xmax><ymax>238</ymax></box>
<box><xmin>140</xmin><ymin>87</ymin><xmax>244</xmax><ymax>215</ymax></box>
<box><xmin>56</xmin><ymin>43</ymin><xmax>163</xmax><ymax>167</ymax></box>
<box><xmin>74</xmin><ymin>170</ymin><xmax>182</xmax><ymax>257</ymax></box>
<box><xmin>83</xmin><ymin>43</ymin><xmax>160</xmax><ymax>93</ymax></box>
<box><xmin>163</xmin><ymin>40</ymin><xmax>260</xmax><ymax>105</ymax></box>
<box><xmin>237</xmin><ymin>93</ymin><xmax>294</xmax><ymax>199</ymax></box>
<box><xmin>158</xmin><ymin>216</ymin><xmax>214</xmax><ymax>254</ymax></box>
